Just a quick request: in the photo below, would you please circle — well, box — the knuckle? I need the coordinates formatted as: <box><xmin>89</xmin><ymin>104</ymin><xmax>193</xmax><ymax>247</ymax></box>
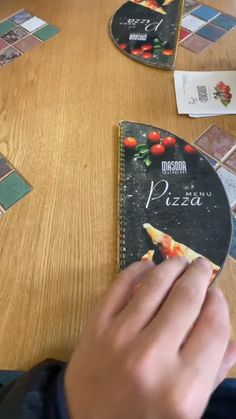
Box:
<box><xmin>105</xmin><ymin>327</ymin><xmax>126</xmax><ymax>354</ymax></box>
<box><xmin>144</xmin><ymin>264</ymin><xmax>171</xmax><ymax>288</ymax></box>
<box><xmin>205</xmin><ymin>306</ymin><xmax>230</xmax><ymax>339</ymax></box>
<box><xmin>124</xmin><ymin>354</ymin><xmax>150</xmax><ymax>389</ymax></box>
<box><xmin>165</xmin><ymin>386</ymin><xmax>194</xmax><ymax>419</ymax></box>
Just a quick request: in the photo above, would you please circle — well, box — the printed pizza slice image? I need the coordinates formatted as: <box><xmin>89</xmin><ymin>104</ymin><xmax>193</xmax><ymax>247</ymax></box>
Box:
<box><xmin>143</xmin><ymin>223</ymin><xmax>220</xmax><ymax>283</ymax></box>
<box><xmin>142</xmin><ymin>249</ymin><xmax>155</xmax><ymax>261</ymax></box>
<box><xmin>131</xmin><ymin>0</ymin><xmax>167</xmax><ymax>14</ymax></box>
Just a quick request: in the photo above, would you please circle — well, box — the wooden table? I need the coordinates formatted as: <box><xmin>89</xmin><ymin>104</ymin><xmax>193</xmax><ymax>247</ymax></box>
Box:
<box><xmin>0</xmin><ymin>0</ymin><xmax>235</xmax><ymax>373</ymax></box>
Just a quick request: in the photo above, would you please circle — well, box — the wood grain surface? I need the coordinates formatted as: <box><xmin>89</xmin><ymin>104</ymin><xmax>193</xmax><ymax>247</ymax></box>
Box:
<box><xmin>0</xmin><ymin>0</ymin><xmax>235</xmax><ymax>373</ymax></box>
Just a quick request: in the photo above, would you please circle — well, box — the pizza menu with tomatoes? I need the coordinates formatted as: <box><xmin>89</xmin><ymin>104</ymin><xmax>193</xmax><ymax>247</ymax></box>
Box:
<box><xmin>110</xmin><ymin>0</ymin><xmax>183</xmax><ymax>69</ymax></box>
<box><xmin>118</xmin><ymin>121</ymin><xmax>232</xmax><ymax>283</ymax></box>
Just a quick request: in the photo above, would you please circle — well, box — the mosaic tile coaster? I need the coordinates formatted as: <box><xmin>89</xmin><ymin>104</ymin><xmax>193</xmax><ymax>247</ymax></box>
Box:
<box><xmin>181</xmin><ymin>33</ymin><xmax>212</xmax><ymax>53</ymax></box>
<box><xmin>0</xmin><ymin>20</ymin><xmax>16</xmax><ymax>37</ymax></box>
<box><xmin>195</xmin><ymin>126</ymin><xmax>236</xmax><ymax>161</ymax></box>
<box><xmin>191</xmin><ymin>5</ymin><xmax>220</xmax><ymax>21</ymax></box>
<box><xmin>182</xmin><ymin>14</ymin><xmax>206</xmax><ymax>31</ymax></box>
<box><xmin>0</xmin><ymin>47</ymin><xmax>21</xmax><ymax>66</ymax></box>
<box><xmin>212</xmin><ymin>14</ymin><xmax>236</xmax><ymax>31</ymax></box>
<box><xmin>2</xmin><ymin>27</ymin><xmax>28</xmax><ymax>44</ymax></box>
<box><xmin>21</xmin><ymin>16</ymin><xmax>46</xmax><ymax>32</ymax></box>
<box><xmin>196</xmin><ymin>23</ymin><xmax>226</xmax><ymax>42</ymax></box>
<box><xmin>217</xmin><ymin>167</ymin><xmax>236</xmax><ymax>207</ymax></box>
<box><xmin>10</xmin><ymin>10</ymin><xmax>33</xmax><ymax>25</ymax></box>
<box><xmin>0</xmin><ymin>10</ymin><xmax>60</xmax><ymax>67</ymax></box>
<box><xmin>34</xmin><ymin>24</ymin><xmax>60</xmax><ymax>41</ymax></box>
<box><xmin>14</xmin><ymin>35</ymin><xmax>42</xmax><ymax>53</ymax></box>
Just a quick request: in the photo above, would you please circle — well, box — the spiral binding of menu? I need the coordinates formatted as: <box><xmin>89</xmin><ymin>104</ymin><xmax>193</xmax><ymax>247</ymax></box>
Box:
<box><xmin>118</xmin><ymin>123</ymin><xmax>127</xmax><ymax>270</ymax></box>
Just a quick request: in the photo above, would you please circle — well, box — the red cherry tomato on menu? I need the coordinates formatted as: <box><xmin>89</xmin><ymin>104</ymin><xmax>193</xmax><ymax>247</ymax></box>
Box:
<box><xmin>216</xmin><ymin>81</ymin><xmax>226</xmax><ymax>90</ymax></box>
<box><xmin>222</xmin><ymin>85</ymin><xmax>230</xmax><ymax>93</ymax></box>
<box><xmin>141</xmin><ymin>44</ymin><xmax>153</xmax><ymax>52</ymax></box>
<box><xmin>148</xmin><ymin>131</ymin><xmax>161</xmax><ymax>142</ymax></box>
<box><xmin>131</xmin><ymin>49</ymin><xmax>142</xmax><ymax>56</ymax></box>
<box><xmin>162</xmin><ymin>136</ymin><xmax>176</xmax><ymax>148</ymax></box>
<box><xmin>150</xmin><ymin>144</ymin><xmax>165</xmax><ymax>156</ymax></box>
<box><xmin>124</xmin><ymin>137</ymin><xmax>138</xmax><ymax>149</ymax></box>
<box><xmin>162</xmin><ymin>49</ymin><xmax>173</xmax><ymax>56</ymax></box>
<box><xmin>119</xmin><ymin>43</ymin><xmax>128</xmax><ymax>50</ymax></box>
<box><xmin>142</xmin><ymin>52</ymin><xmax>153</xmax><ymax>59</ymax></box>
<box><xmin>184</xmin><ymin>144</ymin><xmax>197</xmax><ymax>154</ymax></box>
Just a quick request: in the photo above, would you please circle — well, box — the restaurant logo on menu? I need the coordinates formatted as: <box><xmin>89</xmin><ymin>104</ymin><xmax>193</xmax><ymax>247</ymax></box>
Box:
<box><xmin>161</xmin><ymin>160</ymin><xmax>187</xmax><ymax>175</ymax></box>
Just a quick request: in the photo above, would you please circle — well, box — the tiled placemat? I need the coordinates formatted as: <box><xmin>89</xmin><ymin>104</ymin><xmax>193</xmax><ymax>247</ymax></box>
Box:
<box><xmin>193</xmin><ymin>125</ymin><xmax>236</xmax><ymax>260</ymax></box>
<box><xmin>0</xmin><ymin>154</ymin><xmax>32</xmax><ymax>215</ymax></box>
<box><xmin>0</xmin><ymin>10</ymin><xmax>60</xmax><ymax>67</ymax></box>
<box><xmin>180</xmin><ymin>0</ymin><xmax>236</xmax><ymax>54</ymax></box>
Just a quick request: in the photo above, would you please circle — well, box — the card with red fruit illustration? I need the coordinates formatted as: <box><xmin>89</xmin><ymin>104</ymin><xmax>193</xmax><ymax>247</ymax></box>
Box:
<box><xmin>110</xmin><ymin>0</ymin><xmax>183</xmax><ymax>69</ymax></box>
<box><xmin>118</xmin><ymin>121</ymin><xmax>232</xmax><ymax>284</ymax></box>
<box><xmin>174</xmin><ymin>71</ymin><xmax>236</xmax><ymax>115</ymax></box>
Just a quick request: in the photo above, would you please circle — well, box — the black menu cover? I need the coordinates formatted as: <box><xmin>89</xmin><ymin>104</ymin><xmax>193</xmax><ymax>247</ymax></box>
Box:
<box><xmin>118</xmin><ymin>121</ymin><xmax>232</xmax><ymax>283</ymax></box>
<box><xmin>110</xmin><ymin>0</ymin><xmax>184</xmax><ymax>69</ymax></box>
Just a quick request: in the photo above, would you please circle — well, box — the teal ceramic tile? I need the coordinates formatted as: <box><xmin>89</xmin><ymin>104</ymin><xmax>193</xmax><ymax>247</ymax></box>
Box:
<box><xmin>0</xmin><ymin>172</ymin><xmax>31</xmax><ymax>210</ymax></box>
<box><xmin>192</xmin><ymin>5</ymin><xmax>220</xmax><ymax>21</ymax></box>
<box><xmin>212</xmin><ymin>14</ymin><xmax>236</xmax><ymax>31</ymax></box>
<box><xmin>0</xmin><ymin>20</ymin><xmax>16</xmax><ymax>37</ymax></box>
<box><xmin>196</xmin><ymin>23</ymin><xmax>226</xmax><ymax>42</ymax></box>
<box><xmin>34</xmin><ymin>24</ymin><xmax>60</xmax><ymax>41</ymax></box>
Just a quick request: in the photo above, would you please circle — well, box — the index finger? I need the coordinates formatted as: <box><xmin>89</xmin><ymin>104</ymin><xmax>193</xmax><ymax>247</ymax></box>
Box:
<box><xmin>96</xmin><ymin>261</ymin><xmax>154</xmax><ymax>321</ymax></box>
<box><xmin>143</xmin><ymin>258</ymin><xmax>212</xmax><ymax>350</ymax></box>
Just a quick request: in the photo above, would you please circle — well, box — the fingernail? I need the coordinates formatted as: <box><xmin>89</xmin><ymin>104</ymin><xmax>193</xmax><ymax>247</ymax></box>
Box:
<box><xmin>193</xmin><ymin>257</ymin><xmax>211</xmax><ymax>268</ymax></box>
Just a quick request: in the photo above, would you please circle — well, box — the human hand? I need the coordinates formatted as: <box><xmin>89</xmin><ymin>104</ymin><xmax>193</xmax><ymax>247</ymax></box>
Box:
<box><xmin>65</xmin><ymin>258</ymin><xmax>236</xmax><ymax>419</ymax></box>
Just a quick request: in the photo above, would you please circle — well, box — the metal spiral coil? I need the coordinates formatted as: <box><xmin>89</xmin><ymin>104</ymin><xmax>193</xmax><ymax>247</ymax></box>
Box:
<box><xmin>119</xmin><ymin>133</ymin><xmax>126</xmax><ymax>270</ymax></box>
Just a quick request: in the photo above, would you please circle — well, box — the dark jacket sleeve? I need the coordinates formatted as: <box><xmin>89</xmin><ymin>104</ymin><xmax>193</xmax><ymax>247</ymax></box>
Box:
<box><xmin>0</xmin><ymin>359</ymin><xmax>69</xmax><ymax>419</ymax></box>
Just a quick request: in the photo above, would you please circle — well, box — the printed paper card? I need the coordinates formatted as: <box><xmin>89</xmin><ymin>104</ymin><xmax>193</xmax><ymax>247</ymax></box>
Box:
<box><xmin>174</xmin><ymin>71</ymin><xmax>236</xmax><ymax>114</ymax></box>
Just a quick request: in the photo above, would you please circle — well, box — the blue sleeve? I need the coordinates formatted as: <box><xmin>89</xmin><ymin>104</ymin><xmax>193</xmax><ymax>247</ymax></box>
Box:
<box><xmin>0</xmin><ymin>359</ymin><xmax>70</xmax><ymax>419</ymax></box>
<box><xmin>50</xmin><ymin>367</ymin><xmax>70</xmax><ymax>419</ymax></box>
